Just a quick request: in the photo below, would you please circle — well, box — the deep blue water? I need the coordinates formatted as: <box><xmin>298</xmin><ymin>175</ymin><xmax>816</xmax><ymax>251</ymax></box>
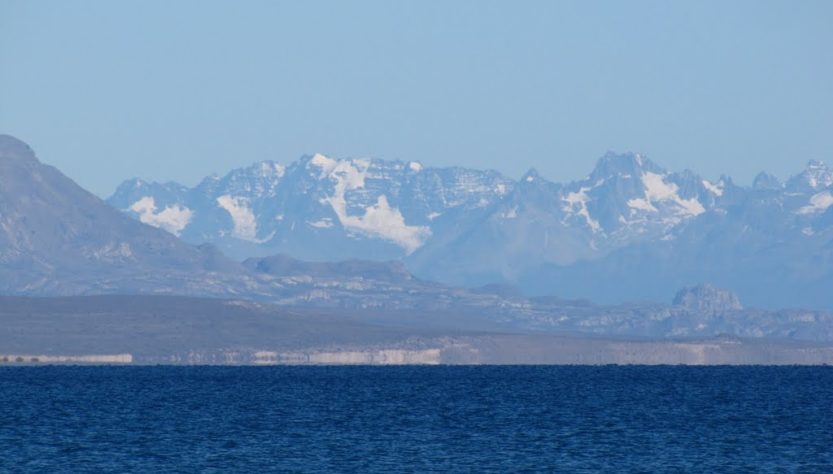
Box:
<box><xmin>1</xmin><ymin>366</ymin><xmax>832</xmax><ymax>472</ymax></box>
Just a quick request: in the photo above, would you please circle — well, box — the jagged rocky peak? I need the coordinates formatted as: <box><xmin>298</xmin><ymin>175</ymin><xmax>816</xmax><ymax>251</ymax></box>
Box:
<box><xmin>805</xmin><ymin>160</ymin><xmax>833</xmax><ymax>188</ymax></box>
<box><xmin>521</xmin><ymin>168</ymin><xmax>541</xmax><ymax>182</ymax></box>
<box><xmin>228</xmin><ymin>160</ymin><xmax>286</xmax><ymax>179</ymax></box>
<box><xmin>753</xmin><ymin>171</ymin><xmax>781</xmax><ymax>191</ymax></box>
<box><xmin>119</xmin><ymin>177</ymin><xmax>147</xmax><ymax>189</ymax></box>
<box><xmin>113</xmin><ymin>177</ymin><xmax>187</xmax><ymax>195</ymax></box>
<box><xmin>806</xmin><ymin>159</ymin><xmax>830</xmax><ymax>172</ymax></box>
<box><xmin>589</xmin><ymin>151</ymin><xmax>663</xmax><ymax>181</ymax></box>
<box><xmin>787</xmin><ymin>160</ymin><xmax>833</xmax><ymax>192</ymax></box>
<box><xmin>672</xmin><ymin>284</ymin><xmax>743</xmax><ymax>314</ymax></box>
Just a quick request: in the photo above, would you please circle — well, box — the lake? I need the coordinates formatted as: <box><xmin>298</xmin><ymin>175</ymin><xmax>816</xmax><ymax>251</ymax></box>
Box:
<box><xmin>1</xmin><ymin>366</ymin><xmax>831</xmax><ymax>472</ymax></box>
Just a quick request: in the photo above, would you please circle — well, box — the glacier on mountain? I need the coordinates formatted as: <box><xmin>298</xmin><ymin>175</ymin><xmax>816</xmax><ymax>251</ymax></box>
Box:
<box><xmin>797</xmin><ymin>191</ymin><xmax>833</xmax><ymax>215</ymax></box>
<box><xmin>128</xmin><ymin>196</ymin><xmax>193</xmax><ymax>236</ymax></box>
<box><xmin>216</xmin><ymin>195</ymin><xmax>265</xmax><ymax>242</ymax></box>
<box><xmin>309</xmin><ymin>154</ymin><xmax>430</xmax><ymax>253</ymax></box>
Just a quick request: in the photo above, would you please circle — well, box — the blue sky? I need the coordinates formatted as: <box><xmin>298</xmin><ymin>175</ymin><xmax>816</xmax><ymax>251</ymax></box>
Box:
<box><xmin>1</xmin><ymin>0</ymin><xmax>832</xmax><ymax>196</ymax></box>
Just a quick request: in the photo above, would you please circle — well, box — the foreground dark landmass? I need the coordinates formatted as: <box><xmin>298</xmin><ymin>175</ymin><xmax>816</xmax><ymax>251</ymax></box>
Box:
<box><xmin>2</xmin><ymin>296</ymin><xmax>832</xmax><ymax>365</ymax></box>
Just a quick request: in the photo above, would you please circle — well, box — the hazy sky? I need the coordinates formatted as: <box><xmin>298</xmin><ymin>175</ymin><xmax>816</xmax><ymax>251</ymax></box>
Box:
<box><xmin>2</xmin><ymin>0</ymin><xmax>832</xmax><ymax>196</ymax></box>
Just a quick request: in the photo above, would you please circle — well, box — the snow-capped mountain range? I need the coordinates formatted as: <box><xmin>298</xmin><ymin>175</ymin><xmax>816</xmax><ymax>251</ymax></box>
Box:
<box><xmin>4</xmin><ymin>132</ymin><xmax>833</xmax><ymax>344</ymax></box>
<box><xmin>108</xmin><ymin>154</ymin><xmax>513</xmax><ymax>261</ymax></box>
<box><xmin>108</xmin><ymin>151</ymin><xmax>833</xmax><ymax>309</ymax></box>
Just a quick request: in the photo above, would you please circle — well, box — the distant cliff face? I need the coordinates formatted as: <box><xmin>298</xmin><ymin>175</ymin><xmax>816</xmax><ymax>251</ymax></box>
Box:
<box><xmin>673</xmin><ymin>284</ymin><xmax>743</xmax><ymax>314</ymax></box>
<box><xmin>243</xmin><ymin>254</ymin><xmax>415</xmax><ymax>284</ymax></box>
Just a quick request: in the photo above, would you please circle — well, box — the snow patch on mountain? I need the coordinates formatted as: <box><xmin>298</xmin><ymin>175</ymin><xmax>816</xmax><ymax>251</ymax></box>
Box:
<box><xmin>627</xmin><ymin>197</ymin><xmax>657</xmax><ymax>213</ymax></box>
<box><xmin>642</xmin><ymin>172</ymin><xmax>679</xmax><ymax>201</ymax></box>
<box><xmin>310</xmin><ymin>153</ymin><xmax>368</xmax><ymax>189</ymax></box>
<box><xmin>563</xmin><ymin>187</ymin><xmax>601</xmax><ymax>233</ymax></box>
<box><xmin>128</xmin><ymin>197</ymin><xmax>193</xmax><ymax>236</ymax></box>
<box><xmin>702</xmin><ymin>180</ymin><xmax>724</xmax><ymax>196</ymax></box>
<box><xmin>342</xmin><ymin>195</ymin><xmax>431</xmax><ymax>253</ymax></box>
<box><xmin>631</xmin><ymin>172</ymin><xmax>705</xmax><ymax>217</ymax></box>
<box><xmin>797</xmin><ymin>191</ymin><xmax>833</xmax><ymax>215</ymax></box>
<box><xmin>216</xmin><ymin>195</ymin><xmax>270</xmax><ymax>242</ymax></box>
<box><xmin>310</xmin><ymin>153</ymin><xmax>431</xmax><ymax>253</ymax></box>
<box><xmin>308</xmin><ymin>218</ymin><xmax>334</xmax><ymax>229</ymax></box>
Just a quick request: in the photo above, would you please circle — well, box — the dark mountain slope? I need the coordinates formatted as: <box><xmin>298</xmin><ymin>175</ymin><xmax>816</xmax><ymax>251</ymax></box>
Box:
<box><xmin>0</xmin><ymin>134</ymin><xmax>244</xmax><ymax>295</ymax></box>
